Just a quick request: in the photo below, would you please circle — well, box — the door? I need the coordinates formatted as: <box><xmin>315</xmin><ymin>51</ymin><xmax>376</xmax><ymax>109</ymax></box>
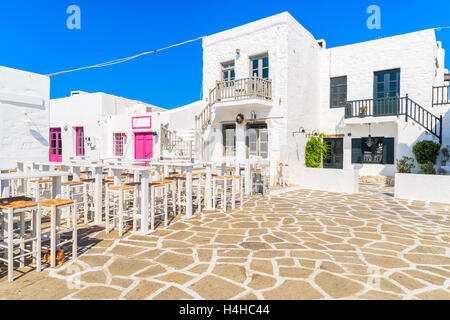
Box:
<box><xmin>134</xmin><ymin>132</ymin><xmax>153</xmax><ymax>165</ymax></box>
<box><xmin>323</xmin><ymin>138</ymin><xmax>343</xmax><ymax>169</ymax></box>
<box><xmin>49</xmin><ymin>128</ymin><xmax>62</xmax><ymax>162</ymax></box>
<box><xmin>374</xmin><ymin>69</ymin><xmax>400</xmax><ymax>116</ymax></box>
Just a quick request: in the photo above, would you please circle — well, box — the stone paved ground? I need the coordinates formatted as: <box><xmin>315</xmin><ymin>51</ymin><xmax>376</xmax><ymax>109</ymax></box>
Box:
<box><xmin>1</xmin><ymin>185</ymin><xmax>449</xmax><ymax>300</ymax></box>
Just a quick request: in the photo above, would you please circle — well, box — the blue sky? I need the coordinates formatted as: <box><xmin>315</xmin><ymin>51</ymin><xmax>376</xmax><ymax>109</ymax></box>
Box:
<box><xmin>0</xmin><ymin>0</ymin><xmax>449</xmax><ymax>109</ymax></box>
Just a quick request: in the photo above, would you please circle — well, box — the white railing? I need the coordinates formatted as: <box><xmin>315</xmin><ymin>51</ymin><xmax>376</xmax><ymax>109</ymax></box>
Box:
<box><xmin>160</xmin><ymin>125</ymin><xmax>193</xmax><ymax>160</ymax></box>
<box><xmin>195</xmin><ymin>77</ymin><xmax>272</xmax><ymax>130</ymax></box>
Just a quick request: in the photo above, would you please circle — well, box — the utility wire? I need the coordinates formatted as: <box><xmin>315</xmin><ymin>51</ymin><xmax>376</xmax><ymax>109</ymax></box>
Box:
<box><xmin>46</xmin><ymin>36</ymin><xmax>206</xmax><ymax>77</ymax></box>
<box><xmin>435</xmin><ymin>26</ymin><xmax>450</xmax><ymax>31</ymax></box>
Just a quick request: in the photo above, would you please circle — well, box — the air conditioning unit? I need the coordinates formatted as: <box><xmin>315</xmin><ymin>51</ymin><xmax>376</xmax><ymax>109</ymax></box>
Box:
<box><xmin>84</xmin><ymin>136</ymin><xmax>96</xmax><ymax>148</ymax></box>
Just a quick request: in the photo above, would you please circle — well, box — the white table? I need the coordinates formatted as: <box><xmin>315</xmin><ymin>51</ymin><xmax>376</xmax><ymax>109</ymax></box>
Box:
<box><xmin>0</xmin><ymin>171</ymin><xmax>70</xmax><ymax>200</ymax></box>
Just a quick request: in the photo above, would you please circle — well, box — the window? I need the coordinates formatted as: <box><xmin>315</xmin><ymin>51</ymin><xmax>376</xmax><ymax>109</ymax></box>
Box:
<box><xmin>113</xmin><ymin>133</ymin><xmax>124</xmax><ymax>156</ymax></box>
<box><xmin>330</xmin><ymin>76</ymin><xmax>347</xmax><ymax>108</ymax></box>
<box><xmin>323</xmin><ymin>138</ymin><xmax>343</xmax><ymax>169</ymax></box>
<box><xmin>75</xmin><ymin>127</ymin><xmax>84</xmax><ymax>156</ymax></box>
<box><xmin>221</xmin><ymin>62</ymin><xmax>235</xmax><ymax>83</ymax></box>
<box><xmin>222</xmin><ymin>124</ymin><xmax>236</xmax><ymax>157</ymax></box>
<box><xmin>246</xmin><ymin>123</ymin><xmax>268</xmax><ymax>159</ymax></box>
<box><xmin>250</xmin><ymin>55</ymin><xmax>269</xmax><ymax>79</ymax></box>
<box><xmin>351</xmin><ymin>137</ymin><xmax>394</xmax><ymax>164</ymax></box>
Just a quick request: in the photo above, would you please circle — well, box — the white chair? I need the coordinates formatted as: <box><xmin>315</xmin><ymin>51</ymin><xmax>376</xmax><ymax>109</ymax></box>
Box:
<box><xmin>0</xmin><ymin>198</ymin><xmax>42</xmax><ymax>282</ymax></box>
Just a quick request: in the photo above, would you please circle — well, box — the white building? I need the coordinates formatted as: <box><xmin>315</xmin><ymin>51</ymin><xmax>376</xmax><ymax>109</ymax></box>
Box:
<box><xmin>49</xmin><ymin>91</ymin><xmax>203</xmax><ymax>163</ymax></box>
<box><xmin>186</xmin><ymin>12</ymin><xmax>449</xmax><ymax>185</ymax></box>
<box><xmin>49</xmin><ymin>91</ymin><xmax>166</xmax><ymax>163</ymax></box>
<box><xmin>3</xmin><ymin>12</ymin><xmax>448</xmax><ymax>187</ymax></box>
<box><xmin>0</xmin><ymin>66</ymin><xmax>50</xmax><ymax>168</ymax></box>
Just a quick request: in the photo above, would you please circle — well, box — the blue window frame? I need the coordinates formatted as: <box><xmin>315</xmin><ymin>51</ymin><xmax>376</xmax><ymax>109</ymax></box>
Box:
<box><xmin>330</xmin><ymin>76</ymin><xmax>347</xmax><ymax>108</ymax></box>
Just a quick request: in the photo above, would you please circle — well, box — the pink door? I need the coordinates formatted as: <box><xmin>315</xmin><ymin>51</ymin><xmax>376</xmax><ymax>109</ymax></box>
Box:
<box><xmin>134</xmin><ymin>132</ymin><xmax>153</xmax><ymax>165</ymax></box>
<box><xmin>49</xmin><ymin>128</ymin><xmax>62</xmax><ymax>162</ymax></box>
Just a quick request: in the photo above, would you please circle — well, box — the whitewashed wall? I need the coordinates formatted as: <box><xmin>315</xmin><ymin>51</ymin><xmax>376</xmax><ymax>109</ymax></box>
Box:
<box><xmin>395</xmin><ymin>173</ymin><xmax>450</xmax><ymax>203</ymax></box>
<box><xmin>50</xmin><ymin>92</ymin><xmax>162</xmax><ymax>162</ymax></box>
<box><xmin>317</xmin><ymin>29</ymin><xmax>447</xmax><ymax>176</ymax></box>
<box><xmin>0</xmin><ymin>66</ymin><xmax>50</xmax><ymax>167</ymax></box>
<box><xmin>298</xmin><ymin>168</ymin><xmax>359</xmax><ymax>194</ymax></box>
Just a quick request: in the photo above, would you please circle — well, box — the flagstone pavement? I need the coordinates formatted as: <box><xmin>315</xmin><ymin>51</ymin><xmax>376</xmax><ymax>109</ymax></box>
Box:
<box><xmin>1</xmin><ymin>185</ymin><xmax>449</xmax><ymax>300</ymax></box>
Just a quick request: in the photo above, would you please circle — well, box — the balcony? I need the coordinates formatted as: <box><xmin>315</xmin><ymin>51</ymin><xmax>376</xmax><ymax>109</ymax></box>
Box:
<box><xmin>344</xmin><ymin>96</ymin><xmax>442</xmax><ymax>144</ymax></box>
<box><xmin>345</xmin><ymin>97</ymin><xmax>407</xmax><ymax>119</ymax></box>
<box><xmin>196</xmin><ymin>77</ymin><xmax>272</xmax><ymax>130</ymax></box>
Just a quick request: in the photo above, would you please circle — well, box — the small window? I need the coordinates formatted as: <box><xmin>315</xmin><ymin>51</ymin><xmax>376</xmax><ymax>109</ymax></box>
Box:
<box><xmin>75</xmin><ymin>127</ymin><xmax>84</xmax><ymax>156</ymax></box>
<box><xmin>246</xmin><ymin>123</ymin><xmax>268</xmax><ymax>159</ymax></box>
<box><xmin>113</xmin><ymin>133</ymin><xmax>124</xmax><ymax>156</ymax></box>
<box><xmin>222</xmin><ymin>124</ymin><xmax>236</xmax><ymax>157</ymax></box>
<box><xmin>250</xmin><ymin>55</ymin><xmax>269</xmax><ymax>79</ymax></box>
<box><xmin>222</xmin><ymin>62</ymin><xmax>235</xmax><ymax>83</ymax></box>
<box><xmin>330</xmin><ymin>76</ymin><xmax>347</xmax><ymax>108</ymax></box>
<box><xmin>351</xmin><ymin>137</ymin><xmax>394</xmax><ymax>164</ymax></box>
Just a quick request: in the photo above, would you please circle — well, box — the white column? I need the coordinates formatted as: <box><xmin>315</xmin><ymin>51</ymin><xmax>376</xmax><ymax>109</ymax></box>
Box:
<box><xmin>205</xmin><ymin>163</ymin><xmax>212</xmax><ymax>210</ymax></box>
<box><xmin>61</xmin><ymin>165</ymin><xmax>69</xmax><ymax>183</ymax></box>
<box><xmin>235</xmin><ymin>123</ymin><xmax>246</xmax><ymax>162</ymax></box>
<box><xmin>72</xmin><ymin>166</ymin><xmax>81</xmax><ymax>182</ymax></box>
<box><xmin>51</xmin><ymin>176</ymin><xmax>62</xmax><ymax>198</ymax></box>
<box><xmin>113</xmin><ymin>168</ymin><xmax>121</xmax><ymax>185</ymax></box>
<box><xmin>93</xmin><ymin>166</ymin><xmax>103</xmax><ymax>224</ymax></box>
<box><xmin>140</xmin><ymin>171</ymin><xmax>149</xmax><ymax>234</ymax></box>
<box><xmin>245</xmin><ymin>160</ymin><xmax>251</xmax><ymax>195</ymax></box>
<box><xmin>185</xmin><ymin>165</ymin><xmax>193</xmax><ymax>218</ymax></box>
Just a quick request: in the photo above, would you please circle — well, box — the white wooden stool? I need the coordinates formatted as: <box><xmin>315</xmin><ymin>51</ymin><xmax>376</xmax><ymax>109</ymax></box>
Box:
<box><xmin>62</xmin><ymin>181</ymin><xmax>88</xmax><ymax>226</ymax></box>
<box><xmin>0</xmin><ymin>199</ymin><xmax>41</xmax><ymax>282</ymax></box>
<box><xmin>40</xmin><ymin>199</ymin><xmax>77</xmax><ymax>268</ymax></box>
<box><xmin>105</xmin><ymin>185</ymin><xmax>138</xmax><ymax>236</ymax></box>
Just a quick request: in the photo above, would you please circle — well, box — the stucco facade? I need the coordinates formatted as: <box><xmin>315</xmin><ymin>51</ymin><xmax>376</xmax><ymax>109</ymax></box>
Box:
<box><xmin>195</xmin><ymin>12</ymin><xmax>449</xmax><ymax>183</ymax></box>
<box><xmin>2</xmin><ymin>11</ymin><xmax>449</xmax><ymax>185</ymax></box>
<box><xmin>0</xmin><ymin>66</ymin><xmax>50</xmax><ymax>168</ymax></box>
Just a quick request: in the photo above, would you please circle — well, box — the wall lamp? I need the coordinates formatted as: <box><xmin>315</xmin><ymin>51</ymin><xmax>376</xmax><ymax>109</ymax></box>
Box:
<box><xmin>292</xmin><ymin>127</ymin><xmax>306</xmax><ymax>137</ymax></box>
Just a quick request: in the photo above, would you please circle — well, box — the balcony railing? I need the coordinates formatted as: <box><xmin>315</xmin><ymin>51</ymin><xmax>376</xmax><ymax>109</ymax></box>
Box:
<box><xmin>345</xmin><ymin>96</ymin><xmax>442</xmax><ymax>144</ymax></box>
<box><xmin>160</xmin><ymin>125</ymin><xmax>192</xmax><ymax>159</ymax></box>
<box><xmin>432</xmin><ymin>85</ymin><xmax>450</xmax><ymax>106</ymax></box>
<box><xmin>195</xmin><ymin>77</ymin><xmax>272</xmax><ymax>130</ymax></box>
<box><xmin>345</xmin><ymin>97</ymin><xmax>407</xmax><ymax>118</ymax></box>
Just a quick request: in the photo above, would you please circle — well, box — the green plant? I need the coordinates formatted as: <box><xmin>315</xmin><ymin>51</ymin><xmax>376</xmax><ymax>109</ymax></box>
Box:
<box><xmin>412</xmin><ymin>140</ymin><xmax>441</xmax><ymax>165</ymax></box>
<box><xmin>305</xmin><ymin>132</ymin><xmax>328</xmax><ymax>168</ymax></box>
<box><xmin>359</xmin><ymin>105</ymin><xmax>367</xmax><ymax>115</ymax></box>
<box><xmin>396</xmin><ymin>156</ymin><xmax>415</xmax><ymax>173</ymax></box>
<box><xmin>419</xmin><ymin>161</ymin><xmax>436</xmax><ymax>175</ymax></box>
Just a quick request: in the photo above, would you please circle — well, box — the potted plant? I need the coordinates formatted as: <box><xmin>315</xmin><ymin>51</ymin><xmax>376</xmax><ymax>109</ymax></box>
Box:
<box><xmin>359</xmin><ymin>105</ymin><xmax>367</xmax><ymax>116</ymax></box>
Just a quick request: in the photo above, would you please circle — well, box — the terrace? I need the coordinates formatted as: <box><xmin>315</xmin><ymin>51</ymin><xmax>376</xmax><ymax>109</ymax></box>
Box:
<box><xmin>0</xmin><ymin>172</ymin><xmax>449</xmax><ymax>299</ymax></box>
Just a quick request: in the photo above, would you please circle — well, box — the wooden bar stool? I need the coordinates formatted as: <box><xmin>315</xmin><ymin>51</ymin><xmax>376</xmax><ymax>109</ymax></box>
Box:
<box><xmin>80</xmin><ymin>178</ymin><xmax>96</xmax><ymax>224</ymax></box>
<box><xmin>213</xmin><ymin>175</ymin><xmax>234</xmax><ymax>213</ymax></box>
<box><xmin>29</xmin><ymin>179</ymin><xmax>52</xmax><ymax>201</ymax></box>
<box><xmin>0</xmin><ymin>199</ymin><xmax>41</xmax><ymax>282</ymax></box>
<box><xmin>39</xmin><ymin>199</ymin><xmax>77</xmax><ymax>268</ymax></box>
<box><xmin>231</xmin><ymin>175</ymin><xmax>244</xmax><ymax>211</ymax></box>
<box><xmin>62</xmin><ymin>181</ymin><xmax>88</xmax><ymax>226</ymax></box>
<box><xmin>149</xmin><ymin>180</ymin><xmax>176</xmax><ymax>231</ymax></box>
<box><xmin>105</xmin><ymin>185</ymin><xmax>138</xmax><ymax>236</ymax></box>
<box><xmin>251</xmin><ymin>168</ymin><xmax>269</xmax><ymax>196</ymax></box>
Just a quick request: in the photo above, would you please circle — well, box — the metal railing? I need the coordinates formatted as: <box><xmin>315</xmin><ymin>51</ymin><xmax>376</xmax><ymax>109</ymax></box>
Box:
<box><xmin>160</xmin><ymin>125</ymin><xmax>193</xmax><ymax>160</ymax></box>
<box><xmin>432</xmin><ymin>85</ymin><xmax>450</xmax><ymax>106</ymax></box>
<box><xmin>345</xmin><ymin>97</ymin><xmax>407</xmax><ymax>118</ymax></box>
<box><xmin>195</xmin><ymin>77</ymin><xmax>272</xmax><ymax>130</ymax></box>
<box><xmin>345</xmin><ymin>95</ymin><xmax>442</xmax><ymax>144</ymax></box>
